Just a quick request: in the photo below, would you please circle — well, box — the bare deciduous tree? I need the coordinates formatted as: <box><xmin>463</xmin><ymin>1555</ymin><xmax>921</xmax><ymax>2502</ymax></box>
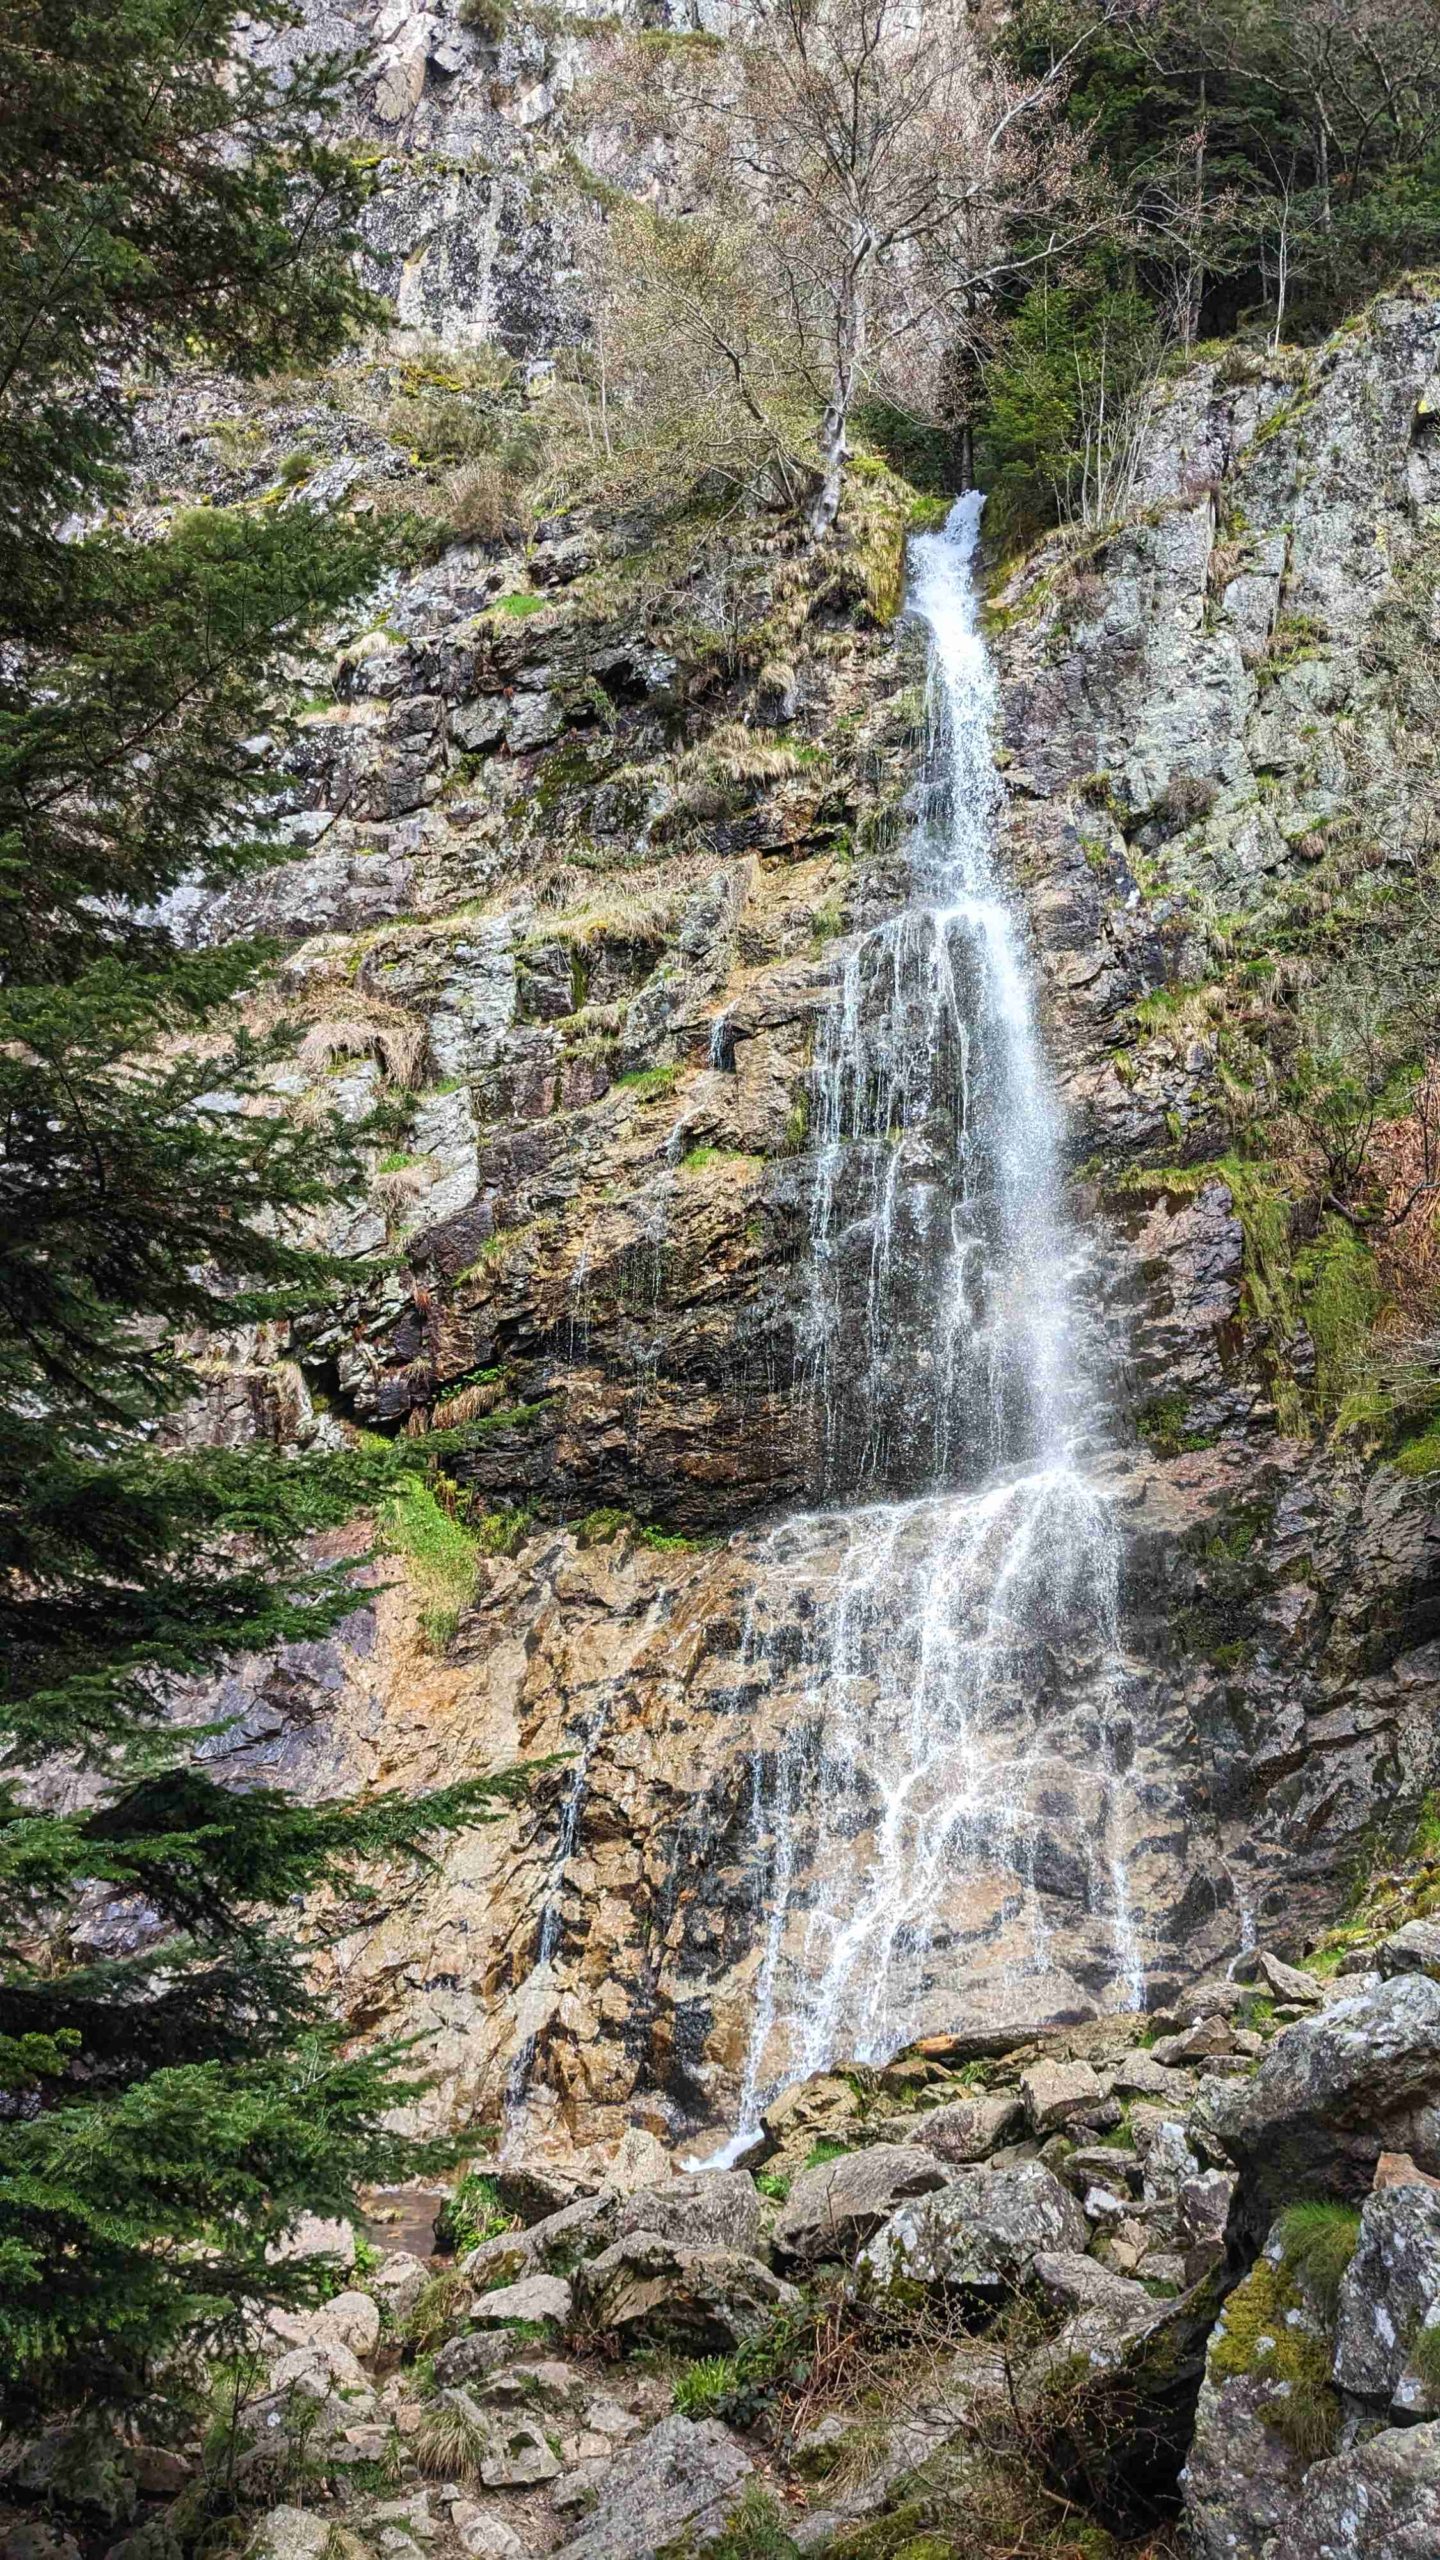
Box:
<box><xmin>585</xmin><ymin>0</ymin><xmax>1114</xmax><ymax>534</ymax></box>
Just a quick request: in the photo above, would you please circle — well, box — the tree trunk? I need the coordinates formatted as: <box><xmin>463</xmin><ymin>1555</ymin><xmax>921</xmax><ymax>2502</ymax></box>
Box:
<box><xmin>808</xmin><ymin>399</ymin><xmax>848</xmax><ymax>540</ymax></box>
<box><xmin>807</xmin><ymin>234</ymin><xmax>871</xmax><ymax>541</ymax></box>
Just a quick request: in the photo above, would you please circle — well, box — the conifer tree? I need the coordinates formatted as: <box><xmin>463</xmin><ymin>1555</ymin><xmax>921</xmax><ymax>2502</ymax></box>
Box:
<box><xmin>0</xmin><ymin>0</ymin><xmax>505</xmax><ymax>2419</ymax></box>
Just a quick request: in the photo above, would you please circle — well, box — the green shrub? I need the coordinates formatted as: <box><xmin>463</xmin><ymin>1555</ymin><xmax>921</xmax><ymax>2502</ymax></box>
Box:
<box><xmin>435</xmin><ymin>2170</ymin><xmax>516</xmax><ymax>2255</ymax></box>
<box><xmin>458</xmin><ymin>0</ymin><xmax>508</xmax><ymax>39</ymax></box>
<box><xmin>382</xmin><ymin>1475</ymin><xmax>481</xmax><ymax>1643</ymax></box>
<box><xmin>670</xmin><ymin>2307</ymin><xmax>816</xmax><ymax>2430</ymax></box>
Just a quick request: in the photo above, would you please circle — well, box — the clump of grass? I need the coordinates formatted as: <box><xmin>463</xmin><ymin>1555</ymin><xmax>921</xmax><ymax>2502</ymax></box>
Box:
<box><xmin>1409</xmin><ymin>2313</ymin><xmax>1440</xmax><ymax>2395</ymax></box>
<box><xmin>1394</xmin><ymin>1424</ymin><xmax>1440</xmax><ymax>1475</ymax></box>
<box><xmin>414</xmin><ymin>2389</ymin><xmax>492</xmax><ymax>2482</ymax></box>
<box><xmin>613</xmin><ymin>1063</ymin><xmax>678</xmax><ymax>1100</ymax></box>
<box><xmin>294</xmin><ymin>1006</ymin><xmax>429</xmax><ymax>1090</ymax></box>
<box><xmin>673</xmin><ymin>2354</ymin><xmax>738</xmax><ymax>2420</ymax></box>
<box><xmin>1275</xmin><ymin>2200</ymin><xmax>1362</xmax><ymax>2318</ymax></box>
<box><xmin>1136</xmin><ymin>1388</ymin><xmax>1218</xmax><ymax>1457</ymax></box>
<box><xmin>802</xmin><ymin>2136</ymin><xmax>852</xmax><ymax>2172</ymax></box>
<box><xmin>575</xmin><ymin>1505</ymin><xmax>631</xmax><ymax>1547</ymax></box>
<box><xmin>704</xmin><ymin>2485</ymin><xmax>801</xmax><ymax>2559</ymax></box>
<box><xmin>670</xmin><ymin>2307</ymin><xmax>817</xmax><ymax>2431</ymax></box>
<box><xmin>680</xmin><ymin>1144</ymin><xmax>753</xmax><ymax>1175</ymax></box>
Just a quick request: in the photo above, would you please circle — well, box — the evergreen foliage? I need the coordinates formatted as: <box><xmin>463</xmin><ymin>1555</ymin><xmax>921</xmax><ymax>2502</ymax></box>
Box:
<box><xmin>0</xmin><ymin>0</ymin><xmax>511</xmax><ymax>2422</ymax></box>
<box><xmin>981</xmin><ymin>0</ymin><xmax>1440</xmax><ymax>537</ymax></box>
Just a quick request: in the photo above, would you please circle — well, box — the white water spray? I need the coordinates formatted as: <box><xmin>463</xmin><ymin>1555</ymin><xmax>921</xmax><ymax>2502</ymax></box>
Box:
<box><xmin>723</xmin><ymin>495</ymin><xmax>1141</xmax><ymax>2144</ymax></box>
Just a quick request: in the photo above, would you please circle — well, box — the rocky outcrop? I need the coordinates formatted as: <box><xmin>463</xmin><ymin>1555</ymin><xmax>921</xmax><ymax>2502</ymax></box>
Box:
<box><xmin>146</xmin><ymin>279</ymin><xmax>1440</xmax><ymax>2156</ymax></box>
<box><xmin>1285</xmin><ymin>2421</ymin><xmax>1440</xmax><ymax>2559</ymax></box>
<box><xmin>24</xmin><ymin>1975</ymin><xmax>1440</xmax><ymax>2560</ymax></box>
<box><xmin>770</xmin><ymin>2144</ymin><xmax>948</xmax><ymax>2265</ymax></box>
<box><xmin>1206</xmin><ymin>1976</ymin><xmax>1440</xmax><ymax>2226</ymax></box>
<box><xmin>860</xmin><ymin>2161</ymin><xmax>1089</xmax><ymax>2290</ymax></box>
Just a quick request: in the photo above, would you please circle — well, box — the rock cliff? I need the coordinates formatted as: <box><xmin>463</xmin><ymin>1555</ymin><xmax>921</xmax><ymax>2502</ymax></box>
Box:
<box><xmin>125</xmin><ymin>0</ymin><xmax>1440</xmax><ymax>2171</ymax></box>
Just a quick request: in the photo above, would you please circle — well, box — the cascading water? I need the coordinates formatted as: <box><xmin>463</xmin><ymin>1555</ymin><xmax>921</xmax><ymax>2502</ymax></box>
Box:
<box><xmin>723</xmin><ymin>494</ymin><xmax>1141</xmax><ymax>2144</ymax></box>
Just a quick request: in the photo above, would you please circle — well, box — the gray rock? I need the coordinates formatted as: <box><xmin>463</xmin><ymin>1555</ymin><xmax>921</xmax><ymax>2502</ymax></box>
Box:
<box><xmin>463</xmin><ymin>2190</ymin><xmax>615</xmax><ymax>2288</ymax></box>
<box><xmin>1061</xmin><ymin>2144</ymin><xmax>1144</xmax><ymax>2194</ymax></box>
<box><xmin>369</xmin><ymin>2250</ymin><xmax>432</xmax><ymax>2327</ymax></box>
<box><xmin>433</xmin><ymin>2329</ymin><xmax>520</xmax><ymax>2388</ymax></box>
<box><xmin>494</xmin><ymin>2163</ymin><xmax>603</xmax><ymax>2225</ymax></box>
<box><xmin>269</xmin><ymin>2211</ymin><xmax>355</xmax><ymax>2268</ymax></box>
<box><xmin>1334</xmin><ymin>2183</ymin><xmax>1440</xmax><ymax>2405</ymax></box>
<box><xmin>576</xmin><ymin>2237</ymin><xmax>797</xmax><ymax>2350</ymax></box>
<box><xmin>1151</xmin><ymin>2019</ymin><xmax>1237</xmax><ymax>2068</ymax></box>
<box><xmin>1178</xmin><ymin>2170</ymin><xmax>1235</xmax><ymax>2251</ymax></box>
<box><xmin>1248</xmin><ymin>1949</ymin><xmax>1324</xmax><ymax>2005</ymax></box>
<box><xmin>366</xmin><ymin>2498</ymin><xmax>434</xmax><ymax>2544</ymax></box>
<box><xmin>246</xmin><ymin>2516</ymin><xmax>366</xmax><ymax>2560</ymax></box>
<box><xmin>1020</xmin><ymin>2060</ymin><xmax>1106</xmax><ymax>2131</ymax></box>
<box><xmin>1137</xmin><ymin>2116</ymin><xmax>1202</xmax><ymax>2206</ymax></box>
<box><xmin>1111</xmin><ymin>2051</ymin><xmax>1193</xmax><ymax>2099</ymax></box>
<box><xmin>615</xmin><ymin>2171</ymin><xmax>763</xmax><ymax>2258</ymax></box>
<box><xmin>1208</xmin><ymin>1976</ymin><xmax>1440</xmax><ymax>2225</ymax></box>
<box><xmin>470</xmin><ymin>2273</ymin><xmax>571</xmax><ymax>2330</ymax></box>
<box><xmin>1379</xmin><ymin>1921</ymin><xmax>1440</xmax><ymax>1981</ymax></box>
<box><xmin>0</xmin><ymin>2527</ymin><xmax>81</xmax><ymax>2560</ymax></box>
<box><xmin>1284</xmin><ymin>2419</ymin><xmax>1440</xmax><ymax>2557</ymax></box>
<box><xmin>475</xmin><ymin>2356</ymin><xmax>582</xmax><ymax>2410</ymax></box>
<box><xmin>245</xmin><ymin>2516</ymin><xmax>327</xmax><ymax>2560</ymax></box>
<box><xmin>1031</xmin><ymin>2251</ymin><xmax>1157</xmax><ymax>2318</ymax></box>
<box><xmin>314</xmin><ymin>2289</ymin><xmax>382</xmax><ymax>2358</ymax></box>
<box><xmin>8</xmin><ymin>2426</ymin><xmax>137</xmax><ymax>2526</ymax></box>
<box><xmin>772</xmin><ymin>2143</ymin><xmax>948</xmax><ymax>2263</ymax></box>
<box><xmin>599</xmin><ymin>2127</ymin><xmax>674</xmax><ymax>2195</ymax></box>
<box><xmin>861</xmin><ymin>2161</ymin><xmax>1087</xmax><ymax>2290</ymax></box>
<box><xmin>913</xmin><ymin>2093</ymin><xmax>1024</xmax><ymax>2162</ymax></box>
<box><xmin>554</xmin><ymin>2415</ymin><xmax>752</xmax><ymax>2560</ymax></box>
<box><xmin>477</xmin><ymin>2415</ymin><xmax>560</xmax><ymax>2490</ymax></box>
<box><xmin>1184</xmin><ymin>2372</ymin><xmax>1311</xmax><ymax>2560</ymax></box>
<box><xmin>1173</xmin><ymin>1979</ymin><xmax>1249</xmax><ymax>2025</ymax></box>
<box><xmin>266</xmin><ymin>2337</ymin><xmax>374</xmax><ymax>2405</ymax></box>
<box><xmin>448</xmin><ymin>2510</ymin><xmax>524</xmax><ymax>2560</ymax></box>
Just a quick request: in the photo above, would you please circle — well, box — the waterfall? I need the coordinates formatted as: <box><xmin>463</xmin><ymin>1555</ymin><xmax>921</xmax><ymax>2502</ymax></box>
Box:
<box><xmin>721</xmin><ymin>495</ymin><xmax>1141</xmax><ymax>2147</ymax></box>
